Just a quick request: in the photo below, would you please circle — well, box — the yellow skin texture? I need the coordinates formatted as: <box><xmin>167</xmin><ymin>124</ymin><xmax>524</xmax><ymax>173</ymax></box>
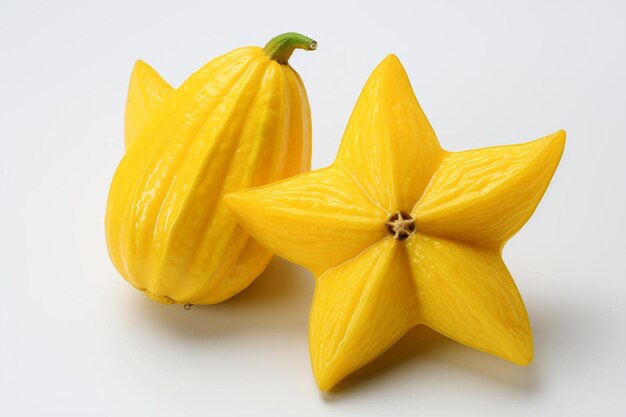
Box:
<box><xmin>124</xmin><ymin>60</ymin><xmax>173</xmax><ymax>150</ymax></box>
<box><xmin>106</xmin><ymin>47</ymin><xmax>312</xmax><ymax>305</ymax></box>
<box><xmin>225</xmin><ymin>54</ymin><xmax>565</xmax><ymax>391</ymax></box>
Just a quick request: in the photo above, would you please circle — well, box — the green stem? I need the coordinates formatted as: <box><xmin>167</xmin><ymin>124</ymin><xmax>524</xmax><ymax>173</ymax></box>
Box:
<box><xmin>263</xmin><ymin>32</ymin><xmax>317</xmax><ymax>64</ymax></box>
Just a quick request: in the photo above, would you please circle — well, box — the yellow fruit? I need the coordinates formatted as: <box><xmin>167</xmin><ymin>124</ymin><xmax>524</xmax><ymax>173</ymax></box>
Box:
<box><xmin>225</xmin><ymin>54</ymin><xmax>565</xmax><ymax>390</ymax></box>
<box><xmin>105</xmin><ymin>33</ymin><xmax>316</xmax><ymax>305</ymax></box>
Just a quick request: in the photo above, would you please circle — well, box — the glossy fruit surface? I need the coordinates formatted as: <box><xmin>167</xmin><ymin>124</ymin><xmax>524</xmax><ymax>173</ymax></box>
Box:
<box><xmin>226</xmin><ymin>54</ymin><xmax>565</xmax><ymax>390</ymax></box>
<box><xmin>106</xmin><ymin>33</ymin><xmax>315</xmax><ymax>305</ymax></box>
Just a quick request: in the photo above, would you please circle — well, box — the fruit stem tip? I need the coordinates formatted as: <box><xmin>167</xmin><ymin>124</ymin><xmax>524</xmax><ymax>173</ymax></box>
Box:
<box><xmin>263</xmin><ymin>32</ymin><xmax>317</xmax><ymax>64</ymax></box>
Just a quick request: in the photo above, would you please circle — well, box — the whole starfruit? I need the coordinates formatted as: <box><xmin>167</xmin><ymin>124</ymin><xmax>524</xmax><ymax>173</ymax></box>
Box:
<box><xmin>105</xmin><ymin>33</ymin><xmax>316</xmax><ymax>305</ymax></box>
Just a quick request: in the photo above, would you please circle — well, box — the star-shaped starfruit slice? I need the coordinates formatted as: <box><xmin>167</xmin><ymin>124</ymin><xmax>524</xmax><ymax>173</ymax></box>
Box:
<box><xmin>225</xmin><ymin>54</ymin><xmax>565</xmax><ymax>391</ymax></box>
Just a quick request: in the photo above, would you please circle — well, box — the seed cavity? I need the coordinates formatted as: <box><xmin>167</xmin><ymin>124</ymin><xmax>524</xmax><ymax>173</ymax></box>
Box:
<box><xmin>385</xmin><ymin>211</ymin><xmax>416</xmax><ymax>240</ymax></box>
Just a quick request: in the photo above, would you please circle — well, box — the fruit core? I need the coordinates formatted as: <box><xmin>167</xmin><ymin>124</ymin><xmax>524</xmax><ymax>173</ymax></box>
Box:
<box><xmin>385</xmin><ymin>211</ymin><xmax>416</xmax><ymax>240</ymax></box>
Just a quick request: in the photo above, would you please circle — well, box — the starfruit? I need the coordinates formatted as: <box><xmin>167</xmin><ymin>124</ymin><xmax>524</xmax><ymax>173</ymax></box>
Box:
<box><xmin>226</xmin><ymin>54</ymin><xmax>565</xmax><ymax>390</ymax></box>
<box><xmin>105</xmin><ymin>33</ymin><xmax>316</xmax><ymax>305</ymax></box>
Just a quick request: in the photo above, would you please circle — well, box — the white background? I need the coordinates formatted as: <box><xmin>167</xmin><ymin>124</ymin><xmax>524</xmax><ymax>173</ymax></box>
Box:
<box><xmin>1</xmin><ymin>0</ymin><xmax>625</xmax><ymax>415</ymax></box>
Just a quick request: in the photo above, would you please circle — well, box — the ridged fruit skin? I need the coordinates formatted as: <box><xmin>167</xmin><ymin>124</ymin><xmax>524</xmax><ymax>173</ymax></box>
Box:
<box><xmin>106</xmin><ymin>46</ymin><xmax>312</xmax><ymax>305</ymax></box>
<box><xmin>123</xmin><ymin>60</ymin><xmax>173</xmax><ymax>150</ymax></box>
<box><xmin>225</xmin><ymin>54</ymin><xmax>565</xmax><ymax>390</ymax></box>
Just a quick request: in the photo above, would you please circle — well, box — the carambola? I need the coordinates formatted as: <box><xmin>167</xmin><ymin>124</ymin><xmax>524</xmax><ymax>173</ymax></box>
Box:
<box><xmin>226</xmin><ymin>54</ymin><xmax>565</xmax><ymax>390</ymax></box>
<box><xmin>105</xmin><ymin>33</ymin><xmax>316</xmax><ymax>305</ymax></box>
